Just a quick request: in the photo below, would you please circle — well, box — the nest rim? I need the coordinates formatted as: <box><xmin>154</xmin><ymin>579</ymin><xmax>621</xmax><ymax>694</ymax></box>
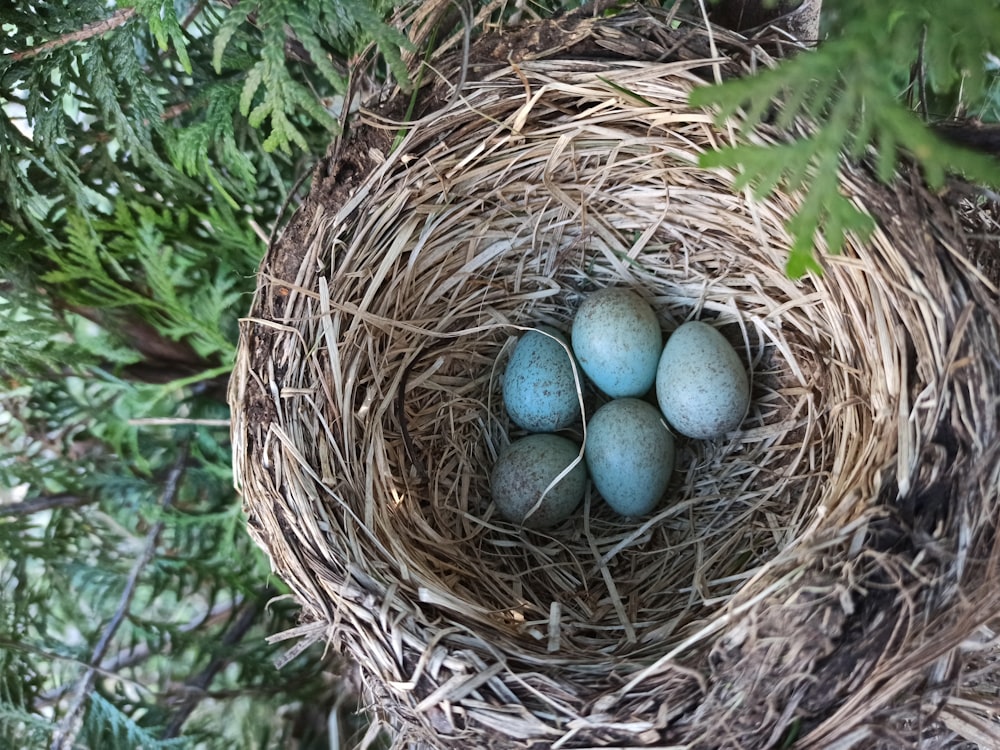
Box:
<box><xmin>230</xmin><ymin>6</ymin><xmax>1000</xmax><ymax>748</ymax></box>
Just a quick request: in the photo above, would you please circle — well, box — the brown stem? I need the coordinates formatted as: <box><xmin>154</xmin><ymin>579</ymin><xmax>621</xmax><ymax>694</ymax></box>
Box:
<box><xmin>10</xmin><ymin>8</ymin><xmax>138</xmax><ymax>62</ymax></box>
<box><xmin>162</xmin><ymin>101</ymin><xmax>193</xmax><ymax>122</ymax></box>
<box><xmin>0</xmin><ymin>493</ymin><xmax>96</xmax><ymax>517</ymax></box>
<box><xmin>180</xmin><ymin>1</ymin><xmax>208</xmax><ymax>30</ymax></box>
<box><xmin>34</xmin><ymin>597</ymin><xmax>243</xmax><ymax>710</ymax></box>
<box><xmin>162</xmin><ymin>587</ymin><xmax>278</xmax><ymax>738</ymax></box>
<box><xmin>49</xmin><ymin>444</ymin><xmax>189</xmax><ymax>750</ymax></box>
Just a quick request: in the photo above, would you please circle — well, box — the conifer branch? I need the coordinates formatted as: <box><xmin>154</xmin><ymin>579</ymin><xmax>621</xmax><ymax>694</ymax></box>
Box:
<box><xmin>49</xmin><ymin>443</ymin><xmax>190</xmax><ymax>750</ymax></box>
<box><xmin>691</xmin><ymin>0</ymin><xmax>1000</xmax><ymax>275</ymax></box>
<box><xmin>0</xmin><ymin>2</ymin><xmax>364</xmax><ymax>744</ymax></box>
<box><xmin>0</xmin><ymin>493</ymin><xmax>97</xmax><ymax>517</ymax></box>
<box><xmin>162</xmin><ymin>586</ymin><xmax>277</xmax><ymax>738</ymax></box>
<box><xmin>9</xmin><ymin>8</ymin><xmax>137</xmax><ymax>62</ymax></box>
<box><xmin>34</xmin><ymin>597</ymin><xmax>244</xmax><ymax>710</ymax></box>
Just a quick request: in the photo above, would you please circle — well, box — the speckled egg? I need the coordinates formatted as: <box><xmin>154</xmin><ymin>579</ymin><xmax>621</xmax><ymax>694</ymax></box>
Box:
<box><xmin>502</xmin><ymin>327</ymin><xmax>582</xmax><ymax>432</ymax></box>
<box><xmin>571</xmin><ymin>288</ymin><xmax>662</xmax><ymax>398</ymax></box>
<box><xmin>490</xmin><ymin>434</ymin><xmax>586</xmax><ymax>529</ymax></box>
<box><xmin>584</xmin><ymin>398</ymin><xmax>675</xmax><ymax>517</ymax></box>
<box><xmin>656</xmin><ymin>320</ymin><xmax>750</xmax><ymax>439</ymax></box>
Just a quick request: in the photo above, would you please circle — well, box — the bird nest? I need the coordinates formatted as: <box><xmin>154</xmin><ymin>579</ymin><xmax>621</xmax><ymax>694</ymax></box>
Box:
<box><xmin>229</xmin><ymin>5</ymin><xmax>1000</xmax><ymax>748</ymax></box>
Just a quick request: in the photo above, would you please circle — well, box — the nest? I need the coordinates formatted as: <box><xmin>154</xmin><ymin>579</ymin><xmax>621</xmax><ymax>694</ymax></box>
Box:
<box><xmin>229</xmin><ymin>5</ymin><xmax>1000</xmax><ymax>748</ymax></box>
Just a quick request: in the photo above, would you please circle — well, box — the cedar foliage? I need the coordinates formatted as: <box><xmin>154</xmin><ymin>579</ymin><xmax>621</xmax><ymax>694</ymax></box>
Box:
<box><xmin>0</xmin><ymin>0</ymin><xmax>403</xmax><ymax>746</ymax></box>
<box><xmin>695</xmin><ymin>0</ymin><xmax>1000</xmax><ymax>276</ymax></box>
<box><xmin>0</xmin><ymin>0</ymin><xmax>998</xmax><ymax>747</ymax></box>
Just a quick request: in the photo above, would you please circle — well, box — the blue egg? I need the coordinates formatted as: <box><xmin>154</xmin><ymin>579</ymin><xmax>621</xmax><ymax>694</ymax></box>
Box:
<box><xmin>503</xmin><ymin>327</ymin><xmax>582</xmax><ymax>432</ymax></box>
<box><xmin>585</xmin><ymin>398</ymin><xmax>675</xmax><ymax>517</ymax></box>
<box><xmin>571</xmin><ymin>288</ymin><xmax>662</xmax><ymax>398</ymax></box>
<box><xmin>656</xmin><ymin>321</ymin><xmax>749</xmax><ymax>439</ymax></box>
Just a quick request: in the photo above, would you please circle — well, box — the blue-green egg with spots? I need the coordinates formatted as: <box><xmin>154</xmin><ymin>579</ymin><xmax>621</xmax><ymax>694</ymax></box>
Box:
<box><xmin>571</xmin><ymin>288</ymin><xmax>662</xmax><ymax>398</ymax></box>
<box><xmin>656</xmin><ymin>321</ymin><xmax>749</xmax><ymax>439</ymax></box>
<box><xmin>585</xmin><ymin>398</ymin><xmax>675</xmax><ymax>517</ymax></box>
<box><xmin>503</xmin><ymin>327</ymin><xmax>582</xmax><ymax>432</ymax></box>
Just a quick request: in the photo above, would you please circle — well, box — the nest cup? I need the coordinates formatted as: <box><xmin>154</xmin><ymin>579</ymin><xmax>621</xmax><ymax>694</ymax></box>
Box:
<box><xmin>230</xmin><ymin>7</ymin><xmax>1000</xmax><ymax>748</ymax></box>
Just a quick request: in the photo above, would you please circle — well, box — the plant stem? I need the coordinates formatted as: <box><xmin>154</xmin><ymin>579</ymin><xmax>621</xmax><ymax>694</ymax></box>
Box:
<box><xmin>49</xmin><ymin>443</ymin><xmax>189</xmax><ymax>750</ymax></box>
<box><xmin>0</xmin><ymin>493</ymin><xmax>96</xmax><ymax>517</ymax></box>
<box><xmin>10</xmin><ymin>8</ymin><xmax>138</xmax><ymax>62</ymax></box>
<box><xmin>162</xmin><ymin>587</ymin><xmax>277</xmax><ymax>738</ymax></box>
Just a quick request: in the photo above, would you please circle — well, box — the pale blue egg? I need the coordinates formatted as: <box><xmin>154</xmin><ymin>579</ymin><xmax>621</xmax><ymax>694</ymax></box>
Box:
<box><xmin>571</xmin><ymin>288</ymin><xmax>662</xmax><ymax>398</ymax></box>
<box><xmin>585</xmin><ymin>398</ymin><xmax>675</xmax><ymax>517</ymax></box>
<box><xmin>490</xmin><ymin>434</ymin><xmax>586</xmax><ymax>529</ymax></box>
<box><xmin>656</xmin><ymin>321</ymin><xmax>749</xmax><ymax>439</ymax></box>
<box><xmin>503</xmin><ymin>327</ymin><xmax>582</xmax><ymax>432</ymax></box>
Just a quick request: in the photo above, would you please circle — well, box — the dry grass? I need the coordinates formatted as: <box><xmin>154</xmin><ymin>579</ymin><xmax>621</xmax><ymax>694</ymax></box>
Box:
<box><xmin>230</xmin><ymin>5</ymin><xmax>1000</xmax><ymax>748</ymax></box>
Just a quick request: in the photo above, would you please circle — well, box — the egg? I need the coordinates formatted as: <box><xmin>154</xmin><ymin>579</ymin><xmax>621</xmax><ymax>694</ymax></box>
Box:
<box><xmin>490</xmin><ymin>434</ymin><xmax>586</xmax><ymax>529</ymax></box>
<box><xmin>656</xmin><ymin>320</ymin><xmax>750</xmax><ymax>439</ymax></box>
<box><xmin>584</xmin><ymin>398</ymin><xmax>675</xmax><ymax>517</ymax></box>
<box><xmin>571</xmin><ymin>288</ymin><xmax>662</xmax><ymax>398</ymax></box>
<box><xmin>502</xmin><ymin>327</ymin><xmax>582</xmax><ymax>432</ymax></box>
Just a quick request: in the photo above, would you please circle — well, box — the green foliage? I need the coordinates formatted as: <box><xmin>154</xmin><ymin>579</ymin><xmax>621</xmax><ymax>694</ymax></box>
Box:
<box><xmin>213</xmin><ymin>0</ymin><xmax>411</xmax><ymax>153</ymax></box>
<box><xmin>692</xmin><ymin>0</ymin><xmax>1000</xmax><ymax>276</ymax></box>
<box><xmin>0</xmin><ymin>1</ymin><xmax>385</xmax><ymax>746</ymax></box>
<box><xmin>164</xmin><ymin>84</ymin><xmax>259</xmax><ymax>208</ymax></box>
<box><xmin>41</xmin><ymin>200</ymin><xmax>258</xmax><ymax>363</ymax></box>
<box><xmin>126</xmin><ymin>0</ymin><xmax>193</xmax><ymax>74</ymax></box>
<box><xmin>0</xmin><ymin>0</ymin><xmax>405</xmax><ymax>240</ymax></box>
<box><xmin>82</xmin><ymin>694</ymin><xmax>188</xmax><ymax>750</ymax></box>
<box><xmin>0</xmin><ymin>351</ymin><xmax>339</xmax><ymax>746</ymax></box>
<box><xmin>0</xmin><ymin>284</ymin><xmax>100</xmax><ymax>380</ymax></box>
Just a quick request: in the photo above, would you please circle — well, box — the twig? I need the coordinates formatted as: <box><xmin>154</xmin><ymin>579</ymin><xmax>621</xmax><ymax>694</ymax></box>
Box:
<box><xmin>0</xmin><ymin>493</ymin><xmax>97</xmax><ymax>517</ymax></box>
<box><xmin>35</xmin><ymin>597</ymin><xmax>243</xmax><ymax>710</ymax></box>
<box><xmin>161</xmin><ymin>101</ymin><xmax>193</xmax><ymax>122</ymax></box>
<box><xmin>128</xmin><ymin>417</ymin><xmax>231</xmax><ymax>428</ymax></box>
<box><xmin>9</xmin><ymin>8</ymin><xmax>138</xmax><ymax>62</ymax></box>
<box><xmin>162</xmin><ymin>586</ymin><xmax>277</xmax><ymax>738</ymax></box>
<box><xmin>49</xmin><ymin>443</ymin><xmax>190</xmax><ymax>750</ymax></box>
<box><xmin>181</xmin><ymin>1</ymin><xmax>208</xmax><ymax>31</ymax></box>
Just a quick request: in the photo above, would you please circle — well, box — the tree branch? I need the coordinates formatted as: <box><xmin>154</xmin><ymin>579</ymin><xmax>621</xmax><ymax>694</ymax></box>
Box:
<box><xmin>34</xmin><ymin>597</ymin><xmax>243</xmax><ymax>710</ymax></box>
<box><xmin>10</xmin><ymin>8</ymin><xmax>138</xmax><ymax>62</ymax></box>
<box><xmin>0</xmin><ymin>493</ymin><xmax>97</xmax><ymax>517</ymax></box>
<box><xmin>162</xmin><ymin>586</ymin><xmax>278</xmax><ymax>738</ymax></box>
<box><xmin>49</xmin><ymin>443</ymin><xmax>190</xmax><ymax>750</ymax></box>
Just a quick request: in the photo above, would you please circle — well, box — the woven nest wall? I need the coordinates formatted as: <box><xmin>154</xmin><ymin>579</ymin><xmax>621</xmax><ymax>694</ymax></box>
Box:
<box><xmin>229</xmin><ymin>6</ymin><xmax>1000</xmax><ymax>748</ymax></box>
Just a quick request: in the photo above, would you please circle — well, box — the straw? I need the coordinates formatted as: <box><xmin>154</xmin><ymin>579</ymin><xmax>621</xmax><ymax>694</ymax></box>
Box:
<box><xmin>230</xmin><ymin>5</ymin><xmax>1000</xmax><ymax>747</ymax></box>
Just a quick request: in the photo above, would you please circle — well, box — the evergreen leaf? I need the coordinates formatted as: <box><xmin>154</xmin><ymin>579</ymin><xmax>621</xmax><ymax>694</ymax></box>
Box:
<box><xmin>284</xmin><ymin>5</ymin><xmax>348</xmax><ymax>94</ymax></box>
<box><xmin>84</xmin><ymin>693</ymin><xmax>188</xmax><ymax>750</ymax></box>
<box><xmin>213</xmin><ymin>0</ymin><xmax>408</xmax><ymax>152</ymax></box>
<box><xmin>239</xmin><ymin>64</ymin><xmax>265</xmax><ymax>119</ymax></box>
<box><xmin>126</xmin><ymin>0</ymin><xmax>193</xmax><ymax>74</ymax></box>
<box><xmin>163</xmin><ymin>83</ymin><xmax>258</xmax><ymax>205</ymax></box>
<box><xmin>212</xmin><ymin>2</ymin><xmax>253</xmax><ymax>74</ymax></box>
<box><xmin>692</xmin><ymin>0</ymin><xmax>1000</xmax><ymax>275</ymax></box>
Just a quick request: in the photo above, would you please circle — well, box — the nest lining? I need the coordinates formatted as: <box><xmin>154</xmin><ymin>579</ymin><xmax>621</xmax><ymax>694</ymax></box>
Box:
<box><xmin>231</xmin><ymin>8</ymin><xmax>1000</xmax><ymax>749</ymax></box>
